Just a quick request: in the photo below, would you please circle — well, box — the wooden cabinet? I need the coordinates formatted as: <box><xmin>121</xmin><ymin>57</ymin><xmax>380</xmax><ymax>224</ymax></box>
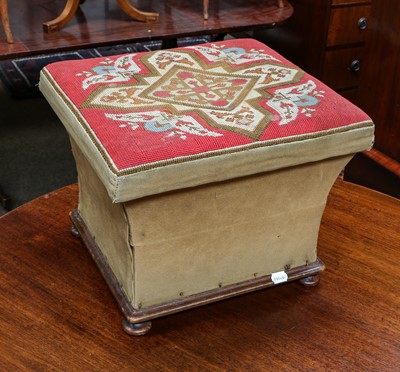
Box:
<box><xmin>356</xmin><ymin>0</ymin><xmax>400</xmax><ymax>162</ymax></box>
<box><xmin>345</xmin><ymin>0</ymin><xmax>400</xmax><ymax>198</ymax></box>
<box><xmin>326</xmin><ymin>4</ymin><xmax>370</xmax><ymax>46</ymax></box>
<box><xmin>254</xmin><ymin>0</ymin><xmax>371</xmax><ymax>101</ymax></box>
<box><xmin>254</xmin><ymin>0</ymin><xmax>400</xmax><ymax>198</ymax></box>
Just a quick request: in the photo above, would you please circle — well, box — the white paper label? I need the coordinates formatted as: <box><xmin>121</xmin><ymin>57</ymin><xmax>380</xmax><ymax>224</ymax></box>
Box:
<box><xmin>271</xmin><ymin>271</ymin><xmax>288</xmax><ymax>284</ymax></box>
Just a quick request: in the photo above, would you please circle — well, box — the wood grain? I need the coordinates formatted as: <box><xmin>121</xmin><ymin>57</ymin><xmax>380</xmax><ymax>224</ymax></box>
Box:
<box><xmin>0</xmin><ymin>181</ymin><xmax>399</xmax><ymax>370</ymax></box>
<box><xmin>356</xmin><ymin>0</ymin><xmax>400</xmax><ymax>162</ymax></box>
<box><xmin>345</xmin><ymin>0</ymin><xmax>400</xmax><ymax>196</ymax></box>
<box><xmin>345</xmin><ymin>150</ymin><xmax>400</xmax><ymax>199</ymax></box>
<box><xmin>326</xmin><ymin>5</ymin><xmax>370</xmax><ymax>47</ymax></box>
<box><xmin>0</xmin><ymin>0</ymin><xmax>292</xmax><ymax>60</ymax></box>
<box><xmin>0</xmin><ymin>0</ymin><xmax>13</xmax><ymax>43</ymax></box>
<box><xmin>254</xmin><ymin>0</ymin><xmax>332</xmax><ymax>78</ymax></box>
<box><xmin>253</xmin><ymin>0</ymin><xmax>400</xmax><ymax>197</ymax></box>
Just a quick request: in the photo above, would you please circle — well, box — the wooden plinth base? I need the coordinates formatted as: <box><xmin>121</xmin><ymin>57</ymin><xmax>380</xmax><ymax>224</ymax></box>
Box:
<box><xmin>70</xmin><ymin>209</ymin><xmax>325</xmax><ymax>336</ymax></box>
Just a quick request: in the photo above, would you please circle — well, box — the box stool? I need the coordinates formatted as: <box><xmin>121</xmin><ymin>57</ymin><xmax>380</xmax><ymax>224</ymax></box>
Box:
<box><xmin>40</xmin><ymin>38</ymin><xmax>374</xmax><ymax>335</ymax></box>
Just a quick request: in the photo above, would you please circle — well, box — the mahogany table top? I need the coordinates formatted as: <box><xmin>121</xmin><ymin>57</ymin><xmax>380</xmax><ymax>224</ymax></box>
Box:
<box><xmin>0</xmin><ymin>181</ymin><xmax>399</xmax><ymax>369</ymax></box>
<box><xmin>0</xmin><ymin>0</ymin><xmax>293</xmax><ymax>60</ymax></box>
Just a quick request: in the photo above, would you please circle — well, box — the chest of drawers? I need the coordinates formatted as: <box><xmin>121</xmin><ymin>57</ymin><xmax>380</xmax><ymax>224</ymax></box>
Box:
<box><xmin>255</xmin><ymin>0</ymin><xmax>372</xmax><ymax>102</ymax></box>
<box><xmin>256</xmin><ymin>0</ymin><xmax>400</xmax><ymax>198</ymax></box>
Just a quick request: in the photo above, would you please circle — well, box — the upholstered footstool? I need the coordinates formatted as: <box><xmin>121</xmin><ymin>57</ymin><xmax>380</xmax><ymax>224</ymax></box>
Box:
<box><xmin>39</xmin><ymin>38</ymin><xmax>374</xmax><ymax>335</ymax></box>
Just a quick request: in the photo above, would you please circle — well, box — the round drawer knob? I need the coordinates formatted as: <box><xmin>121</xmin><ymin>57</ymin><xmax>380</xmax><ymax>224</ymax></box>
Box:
<box><xmin>358</xmin><ymin>17</ymin><xmax>368</xmax><ymax>30</ymax></box>
<box><xmin>350</xmin><ymin>60</ymin><xmax>361</xmax><ymax>72</ymax></box>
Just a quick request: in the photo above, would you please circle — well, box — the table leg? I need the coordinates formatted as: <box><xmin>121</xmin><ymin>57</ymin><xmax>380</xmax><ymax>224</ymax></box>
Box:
<box><xmin>0</xmin><ymin>0</ymin><xmax>13</xmax><ymax>43</ymax></box>
<box><xmin>116</xmin><ymin>0</ymin><xmax>159</xmax><ymax>22</ymax></box>
<box><xmin>203</xmin><ymin>0</ymin><xmax>209</xmax><ymax>20</ymax></box>
<box><xmin>43</xmin><ymin>0</ymin><xmax>159</xmax><ymax>33</ymax></box>
<box><xmin>43</xmin><ymin>0</ymin><xmax>81</xmax><ymax>33</ymax></box>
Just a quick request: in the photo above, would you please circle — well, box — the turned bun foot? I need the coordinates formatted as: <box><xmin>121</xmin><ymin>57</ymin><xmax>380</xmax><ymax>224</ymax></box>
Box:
<box><xmin>122</xmin><ymin>319</ymin><xmax>152</xmax><ymax>336</ymax></box>
<box><xmin>71</xmin><ymin>223</ymin><xmax>80</xmax><ymax>237</ymax></box>
<box><xmin>299</xmin><ymin>274</ymin><xmax>320</xmax><ymax>287</ymax></box>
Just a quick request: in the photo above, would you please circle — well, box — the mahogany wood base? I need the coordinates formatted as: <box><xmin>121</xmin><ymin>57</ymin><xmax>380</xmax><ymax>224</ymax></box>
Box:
<box><xmin>70</xmin><ymin>209</ymin><xmax>325</xmax><ymax>336</ymax></box>
<box><xmin>122</xmin><ymin>319</ymin><xmax>152</xmax><ymax>336</ymax></box>
<box><xmin>299</xmin><ymin>274</ymin><xmax>320</xmax><ymax>287</ymax></box>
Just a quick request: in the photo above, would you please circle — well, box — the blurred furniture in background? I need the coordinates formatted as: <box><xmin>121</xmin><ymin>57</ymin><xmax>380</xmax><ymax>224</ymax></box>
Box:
<box><xmin>203</xmin><ymin>0</ymin><xmax>284</xmax><ymax>20</ymax></box>
<box><xmin>0</xmin><ymin>0</ymin><xmax>293</xmax><ymax>60</ymax></box>
<box><xmin>44</xmin><ymin>0</ymin><xmax>286</xmax><ymax>28</ymax></box>
<box><xmin>348</xmin><ymin>0</ymin><xmax>400</xmax><ymax>197</ymax></box>
<box><xmin>0</xmin><ymin>187</ymin><xmax>10</xmax><ymax>213</ymax></box>
<box><xmin>255</xmin><ymin>0</ymin><xmax>371</xmax><ymax>102</ymax></box>
<box><xmin>254</xmin><ymin>0</ymin><xmax>400</xmax><ymax>199</ymax></box>
<box><xmin>0</xmin><ymin>0</ymin><xmax>13</xmax><ymax>212</ymax></box>
<box><xmin>43</xmin><ymin>0</ymin><xmax>159</xmax><ymax>32</ymax></box>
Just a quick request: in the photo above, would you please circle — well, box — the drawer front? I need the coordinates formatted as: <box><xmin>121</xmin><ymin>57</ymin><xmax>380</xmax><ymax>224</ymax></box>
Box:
<box><xmin>322</xmin><ymin>47</ymin><xmax>364</xmax><ymax>90</ymax></box>
<box><xmin>337</xmin><ymin>88</ymin><xmax>358</xmax><ymax>104</ymax></box>
<box><xmin>327</xmin><ymin>5</ymin><xmax>371</xmax><ymax>47</ymax></box>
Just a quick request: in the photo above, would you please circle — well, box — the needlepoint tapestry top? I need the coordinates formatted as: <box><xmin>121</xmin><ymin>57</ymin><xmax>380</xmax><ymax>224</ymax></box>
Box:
<box><xmin>42</xmin><ymin>39</ymin><xmax>371</xmax><ymax>173</ymax></box>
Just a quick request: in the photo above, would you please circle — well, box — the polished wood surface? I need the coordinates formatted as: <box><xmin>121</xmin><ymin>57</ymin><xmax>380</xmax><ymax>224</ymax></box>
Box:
<box><xmin>345</xmin><ymin>149</ymin><xmax>400</xmax><ymax>199</ymax></box>
<box><xmin>326</xmin><ymin>5</ymin><xmax>370</xmax><ymax>47</ymax></box>
<box><xmin>0</xmin><ymin>0</ymin><xmax>292</xmax><ymax>60</ymax></box>
<box><xmin>356</xmin><ymin>0</ymin><xmax>400</xmax><ymax>162</ymax></box>
<box><xmin>42</xmin><ymin>0</ymin><xmax>82</xmax><ymax>33</ymax></box>
<box><xmin>254</xmin><ymin>0</ymin><xmax>371</xmax><ymax>94</ymax></box>
<box><xmin>0</xmin><ymin>0</ymin><xmax>13</xmax><ymax>43</ymax></box>
<box><xmin>345</xmin><ymin>0</ymin><xmax>400</xmax><ymax>195</ymax></box>
<box><xmin>0</xmin><ymin>181</ymin><xmax>399</xmax><ymax>369</ymax></box>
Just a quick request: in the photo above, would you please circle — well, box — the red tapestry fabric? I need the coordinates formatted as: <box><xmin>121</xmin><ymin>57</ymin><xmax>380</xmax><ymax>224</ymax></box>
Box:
<box><xmin>43</xmin><ymin>38</ymin><xmax>372</xmax><ymax>172</ymax></box>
